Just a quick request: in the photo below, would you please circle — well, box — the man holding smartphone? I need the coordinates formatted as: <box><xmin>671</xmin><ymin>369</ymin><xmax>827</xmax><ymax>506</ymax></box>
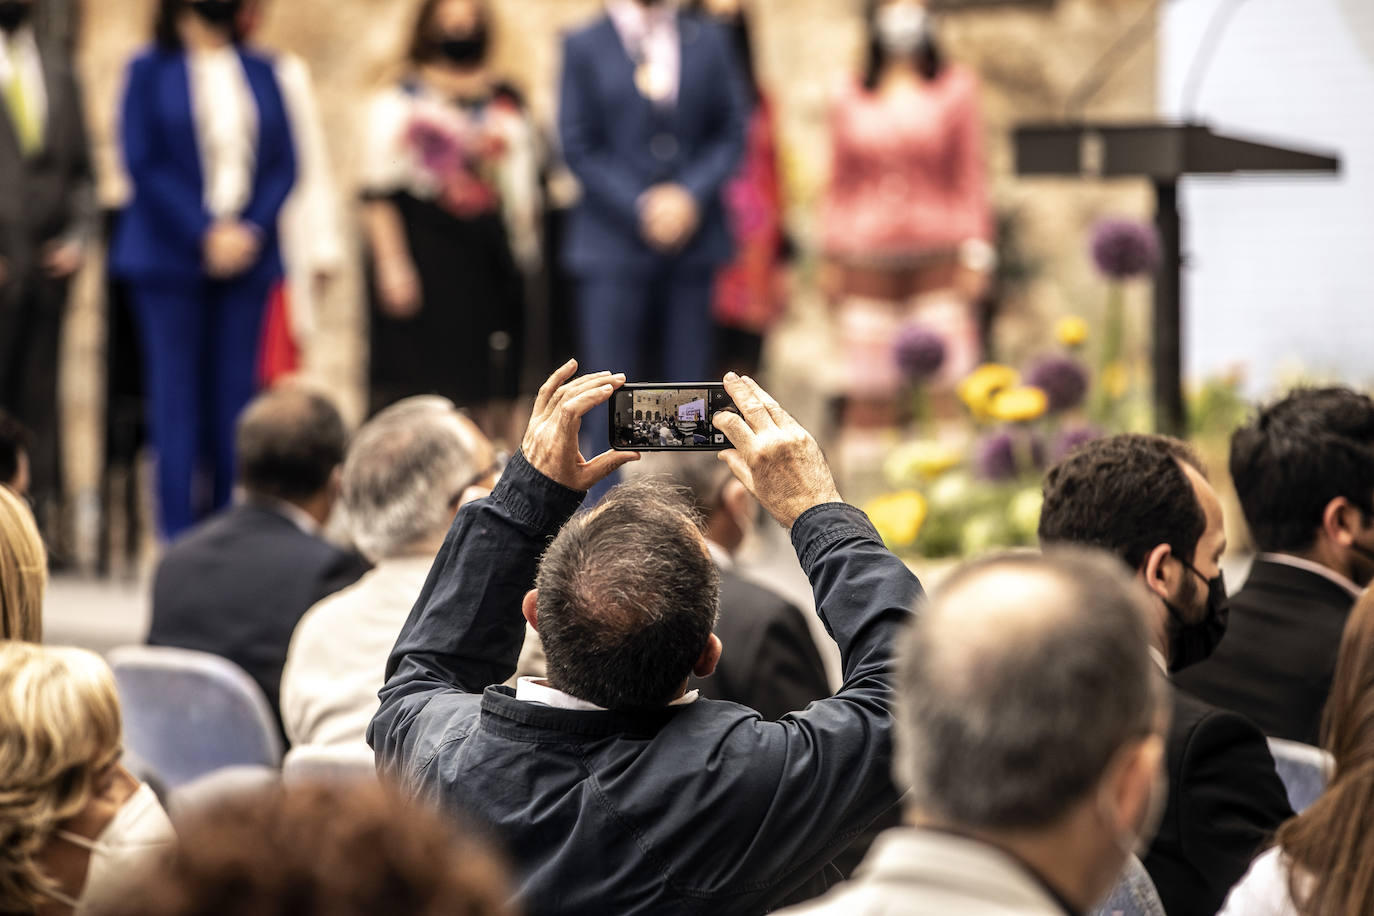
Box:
<box><xmin>370</xmin><ymin>364</ymin><xmax>919</xmax><ymax>915</ymax></box>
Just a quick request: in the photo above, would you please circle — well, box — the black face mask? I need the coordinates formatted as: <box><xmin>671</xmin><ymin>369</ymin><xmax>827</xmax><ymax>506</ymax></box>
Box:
<box><xmin>0</xmin><ymin>1</ymin><xmax>32</xmax><ymax>32</ymax></box>
<box><xmin>1164</xmin><ymin>561</ymin><xmax>1229</xmax><ymax>673</ymax></box>
<box><xmin>190</xmin><ymin>0</ymin><xmax>242</xmax><ymax>28</ymax></box>
<box><xmin>440</xmin><ymin>29</ymin><xmax>488</xmax><ymax>67</ymax></box>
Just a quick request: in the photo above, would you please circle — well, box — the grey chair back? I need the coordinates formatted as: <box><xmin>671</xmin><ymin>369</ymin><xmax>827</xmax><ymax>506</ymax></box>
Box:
<box><xmin>1267</xmin><ymin>736</ymin><xmax>1332</xmax><ymax>813</ymax></box>
<box><xmin>1092</xmin><ymin>855</ymin><xmax>1167</xmax><ymax>916</ymax></box>
<box><xmin>109</xmin><ymin>646</ymin><xmax>283</xmax><ymax>790</ymax></box>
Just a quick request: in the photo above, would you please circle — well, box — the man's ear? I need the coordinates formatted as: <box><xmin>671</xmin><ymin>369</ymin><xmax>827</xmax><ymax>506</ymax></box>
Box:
<box><xmin>1140</xmin><ymin>543</ymin><xmax>1175</xmax><ymax>603</ymax></box>
<box><xmin>1108</xmin><ymin>733</ymin><xmax>1166</xmax><ymax>843</ymax></box>
<box><xmin>722</xmin><ymin>478</ymin><xmax>752</xmax><ymax>521</ymax></box>
<box><xmin>693</xmin><ymin>633</ymin><xmax>723</xmax><ymax>678</ymax></box>
<box><xmin>521</xmin><ymin>589</ymin><xmax>539</xmax><ymax>632</ymax></box>
<box><xmin>1323</xmin><ymin>496</ymin><xmax>1363</xmax><ymax>547</ymax></box>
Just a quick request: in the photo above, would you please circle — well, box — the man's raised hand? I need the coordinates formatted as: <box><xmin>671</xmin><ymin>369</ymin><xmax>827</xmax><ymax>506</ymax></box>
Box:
<box><xmin>712</xmin><ymin>373</ymin><xmax>842</xmax><ymax>529</ymax></box>
<box><xmin>522</xmin><ymin>360</ymin><xmax>639</xmax><ymax>492</ymax></box>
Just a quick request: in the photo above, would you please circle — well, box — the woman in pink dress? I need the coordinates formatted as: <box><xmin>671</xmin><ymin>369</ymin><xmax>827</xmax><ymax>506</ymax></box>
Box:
<box><xmin>823</xmin><ymin>0</ymin><xmax>993</xmax><ymax>431</ymax></box>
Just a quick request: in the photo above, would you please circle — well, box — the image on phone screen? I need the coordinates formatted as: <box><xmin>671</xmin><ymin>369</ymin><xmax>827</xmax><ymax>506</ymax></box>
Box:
<box><xmin>610</xmin><ymin>384</ymin><xmax>735</xmax><ymax>451</ymax></box>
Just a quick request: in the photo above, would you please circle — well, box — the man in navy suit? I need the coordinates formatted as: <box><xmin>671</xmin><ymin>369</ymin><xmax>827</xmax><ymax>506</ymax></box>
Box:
<box><xmin>558</xmin><ymin>0</ymin><xmax>748</xmax><ymax>479</ymax></box>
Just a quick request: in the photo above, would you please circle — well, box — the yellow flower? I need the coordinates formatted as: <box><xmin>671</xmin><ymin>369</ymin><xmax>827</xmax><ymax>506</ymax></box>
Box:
<box><xmin>958</xmin><ymin>364</ymin><xmax>1020</xmax><ymax>420</ymax></box>
<box><xmin>1055</xmin><ymin>315</ymin><xmax>1090</xmax><ymax>348</ymax></box>
<box><xmin>1102</xmin><ymin>361</ymin><xmax>1129</xmax><ymax>399</ymax></box>
<box><xmin>883</xmin><ymin>440</ymin><xmax>963</xmax><ymax>486</ymax></box>
<box><xmin>988</xmin><ymin>386</ymin><xmax>1049</xmax><ymax>423</ymax></box>
<box><xmin>864</xmin><ymin>491</ymin><xmax>928</xmax><ymax>549</ymax></box>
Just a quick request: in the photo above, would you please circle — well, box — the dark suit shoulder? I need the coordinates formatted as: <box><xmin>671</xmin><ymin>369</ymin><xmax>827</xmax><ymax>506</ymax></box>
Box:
<box><xmin>563</xmin><ymin>14</ymin><xmax>614</xmax><ymax>50</ymax></box>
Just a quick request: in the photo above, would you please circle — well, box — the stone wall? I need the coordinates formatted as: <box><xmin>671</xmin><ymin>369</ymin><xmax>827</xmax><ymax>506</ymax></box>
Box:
<box><xmin>63</xmin><ymin>0</ymin><xmax>1160</xmax><ymax>514</ymax></box>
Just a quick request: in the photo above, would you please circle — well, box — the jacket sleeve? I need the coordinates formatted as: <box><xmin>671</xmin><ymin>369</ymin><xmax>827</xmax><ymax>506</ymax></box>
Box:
<box><xmin>1177</xmin><ymin>709</ymin><xmax>1294</xmax><ymax>915</ymax></box>
<box><xmin>557</xmin><ymin>33</ymin><xmax>646</xmax><ymax>235</ymax></box>
<box><xmin>677</xmin><ymin>22</ymin><xmax>748</xmax><ymax>209</ymax></box>
<box><xmin>119</xmin><ymin>56</ymin><xmax>214</xmax><ymax>245</ymax></box>
<box><xmin>367</xmin><ymin>453</ymin><xmax>584</xmax><ymax>769</ymax></box>
<box><xmin>241</xmin><ymin>63</ymin><xmax>298</xmax><ymax>239</ymax></box>
<box><xmin>746</xmin><ymin>504</ymin><xmax>923</xmax><ymax>905</ymax></box>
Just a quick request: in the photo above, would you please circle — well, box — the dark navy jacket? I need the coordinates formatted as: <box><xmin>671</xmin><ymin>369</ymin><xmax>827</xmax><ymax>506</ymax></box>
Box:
<box><xmin>369</xmin><ymin>453</ymin><xmax>920</xmax><ymax>915</ymax></box>
<box><xmin>557</xmin><ymin>12</ymin><xmax>748</xmax><ymax>277</ymax></box>
<box><xmin>112</xmin><ymin>47</ymin><xmax>296</xmax><ymax>284</ymax></box>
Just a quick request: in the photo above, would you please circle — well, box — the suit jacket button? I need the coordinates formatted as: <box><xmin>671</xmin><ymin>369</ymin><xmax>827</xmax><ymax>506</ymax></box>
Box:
<box><xmin>651</xmin><ymin>133</ymin><xmax>679</xmax><ymax>162</ymax></box>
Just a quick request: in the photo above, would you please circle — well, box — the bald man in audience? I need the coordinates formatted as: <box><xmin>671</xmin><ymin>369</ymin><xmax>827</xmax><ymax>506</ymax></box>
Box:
<box><xmin>785</xmin><ymin>549</ymin><xmax>1170</xmax><ymax>915</ymax></box>
<box><xmin>147</xmin><ymin>386</ymin><xmax>369</xmax><ymax>737</ymax></box>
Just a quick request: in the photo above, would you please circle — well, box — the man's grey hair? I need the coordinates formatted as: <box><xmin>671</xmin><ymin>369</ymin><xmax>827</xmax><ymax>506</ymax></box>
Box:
<box><xmin>897</xmin><ymin>548</ymin><xmax>1166</xmax><ymax>832</ymax></box>
<box><xmin>342</xmin><ymin>397</ymin><xmax>484</xmax><ymax>561</ymax></box>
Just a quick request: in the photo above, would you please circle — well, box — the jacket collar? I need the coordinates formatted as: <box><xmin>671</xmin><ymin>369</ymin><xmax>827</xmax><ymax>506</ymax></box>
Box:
<box><xmin>1255</xmin><ymin>553</ymin><xmax>1363</xmax><ymax>600</ymax></box>
<box><xmin>1246</xmin><ymin>555</ymin><xmax>1362</xmax><ymax>607</ymax></box>
<box><xmin>479</xmin><ymin>685</ymin><xmax>691</xmax><ymax>741</ymax></box>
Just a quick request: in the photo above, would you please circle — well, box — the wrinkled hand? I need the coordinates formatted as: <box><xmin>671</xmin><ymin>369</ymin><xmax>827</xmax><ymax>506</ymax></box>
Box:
<box><xmin>43</xmin><ymin>240</ymin><xmax>85</xmax><ymax>278</ymax></box>
<box><xmin>639</xmin><ymin>184</ymin><xmax>699</xmax><ymax>253</ymax></box>
<box><xmin>204</xmin><ymin>220</ymin><xmax>261</xmax><ymax>279</ymax></box>
<box><xmin>521</xmin><ymin>359</ymin><xmax>639</xmax><ymax>492</ymax></box>
<box><xmin>376</xmin><ymin>257</ymin><xmax>421</xmax><ymax>318</ymax></box>
<box><xmin>713</xmin><ymin>372</ymin><xmax>843</xmax><ymax>529</ymax></box>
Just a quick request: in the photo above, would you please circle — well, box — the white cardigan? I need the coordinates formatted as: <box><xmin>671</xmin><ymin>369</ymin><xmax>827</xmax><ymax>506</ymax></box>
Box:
<box><xmin>1219</xmin><ymin>847</ymin><xmax>1307</xmax><ymax>916</ymax></box>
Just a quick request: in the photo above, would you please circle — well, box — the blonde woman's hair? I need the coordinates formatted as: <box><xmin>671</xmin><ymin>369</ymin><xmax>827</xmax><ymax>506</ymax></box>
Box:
<box><xmin>0</xmin><ymin>643</ymin><xmax>123</xmax><ymax>912</ymax></box>
<box><xmin>0</xmin><ymin>485</ymin><xmax>46</xmax><ymax>642</ymax></box>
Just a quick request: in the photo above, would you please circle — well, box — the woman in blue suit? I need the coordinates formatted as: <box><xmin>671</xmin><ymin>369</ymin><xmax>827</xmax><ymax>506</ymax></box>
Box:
<box><xmin>112</xmin><ymin>0</ymin><xmax>296</xmax><ymax>538</ymax></box>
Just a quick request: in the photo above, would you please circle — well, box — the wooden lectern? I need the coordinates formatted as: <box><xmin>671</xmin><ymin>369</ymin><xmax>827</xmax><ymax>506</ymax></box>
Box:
<box><xmin>1013</xmin><ymin>122</ymin><xmax>1340</xmax><ymax>435</ymax></box>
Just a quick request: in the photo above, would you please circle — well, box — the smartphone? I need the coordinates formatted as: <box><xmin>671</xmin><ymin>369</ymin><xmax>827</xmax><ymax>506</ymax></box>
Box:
<box><xmin>609</xmin><ymin>383</ymin><xmax>737</xmax><ymax>451</ymax></box>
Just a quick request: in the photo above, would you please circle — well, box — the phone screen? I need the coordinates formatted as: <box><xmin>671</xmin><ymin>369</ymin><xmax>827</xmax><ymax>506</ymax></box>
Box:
<box><xmin>609</xmin><ymin>384</ymin><xmax>735</xmax><ymax>451</ymax></box>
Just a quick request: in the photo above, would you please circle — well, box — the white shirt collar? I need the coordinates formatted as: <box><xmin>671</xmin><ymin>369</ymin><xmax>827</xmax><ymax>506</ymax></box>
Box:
<box><xmin>706</xmin><ymin>539</ymin><xmax>733</xmax><ymax>570</ymax></box>
<box><xmin>516</xmin><ymin>676</ymin><xmax>698</xmax><ymax>710</ymax></box>
<box><xmin>1258</xmin><ymin>552</ymin><xmax>1364</xmax><ymax>600</ymax></box>
<box><xmin>1148</xmin><ymin>646</ymin><xmax>1168</xmax><ymax>675</ymax></box>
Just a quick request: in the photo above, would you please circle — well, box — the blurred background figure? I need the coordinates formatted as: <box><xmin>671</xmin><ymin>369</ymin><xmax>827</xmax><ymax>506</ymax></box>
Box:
<box><xmin>0</xmin><ymin>408</ymin><xmax>31</xmax><ymax>496</ymax></box>
<box><xmin>0</xmin><ymin>482</ymin><xmax>45</xmax><ymax>641</ymax></box>
<box><xmin>0</xmin><ymin>0</ymin><xmax>95</xmax><ymax>559</ymax></box>
<box><xmin>111</xmin><ymin>0</ymin><xmax>298</xmax><ymax>540</ymax></box>
<box><xmin>1221</xmin><ymin>587</ymin><xmax>1374</xmax><ymax>916</ymax></box>
<box><xmin>99</xmin><ymin>782</ymin><xmax>517</xmax><ymax>916</ymax></box>
<box><xmin>145</xmin><ymin>386</ymin><xmax>367</xmax><ymax>741</ymax></box>
<box><xmin>689</xmin><ymin>0</ymin><xmax>790</xmax><ymax>381</ymax></box>
<box><xmin>361</xmin><ymin>0</ymin><xmax>539</xmax><ymax>444</ymax></box>
<box><xmin>559</xmin><ymin>0</ymin><xmax>748</xmax><ymax>496</ymax></box>
<box><xmin>822</xmin><ymin>0</ymin><xmax>991</xmax><ymax>440</ymax></box>
<box><xmin>0</xmin><ymin>642</ymin><xmax>176</xmax><ymax>916</ymax></box>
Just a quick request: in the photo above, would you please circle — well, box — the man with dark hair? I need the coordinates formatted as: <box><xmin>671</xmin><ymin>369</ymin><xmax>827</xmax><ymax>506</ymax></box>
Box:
<box><xmin>1176</xmin><ymin>387</ymin><xmax>1374</xmax><ymax>744</ymax></box>
<box><xmin>370</xmin><ymin>364</ymin><xmax>921</xmax><ymax>915</ymax></box>
<box><xmin>637</xmin><ymin>453</ymin><xmax>831</xmax><ymax>719</ymax></box>
<box><xmin>1038</xmin><ymin>434</ymin><xmax>1292</xmax><ymax>916</ymax></box>
<box><xmin>148</xmin><ymin>386</ymin><xmax>368</xmax><ymax>732</ymax></box>
<box><xmin>0</xmin><ymin>409</ymin><xmax>31</xmax><ymax>496</ymax></box>
<box><xmin>784</xmin><ymin>549</ymin><xmax>1169</xmax><ymax>915</ymax></box>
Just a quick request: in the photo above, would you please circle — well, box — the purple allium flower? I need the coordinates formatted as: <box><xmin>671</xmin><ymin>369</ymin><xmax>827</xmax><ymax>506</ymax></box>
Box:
<box><xmin>1026</xmin><ymin>356</ymin><xmax>1090</xmax><ymax>413</ymax></box>
<box><xmin>895</xmin><ymin>322</ymin><xmax>947</xmax><ymax>383</ymax></box>
<box><xmin>1090</xmin><ymin>218</ymin><xmax>1161</xmax><ymax>280</ymax></box>
<box><xmin>1051</xmin><ymin>425</ymin><xmax>1105</xmax><ymax>464</ymax></box>
<box><xmin>975</xmin><ymin>430</ymin><xmax>1046</xmax><ymax>482</ymax></box>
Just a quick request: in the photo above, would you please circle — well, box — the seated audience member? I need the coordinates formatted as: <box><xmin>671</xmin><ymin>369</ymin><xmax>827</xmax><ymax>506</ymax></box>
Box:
<box><xmin>1221</xmin><ymin>587</ymin><xmax>1374</xmax><ymax>915</ymax></box>
<box><xmin>1177</xmin><ymin>387</ymin><xmax>1374</xmax><ymax>745</ymax></box>
<box><xmin>783</xmin><ymin>550</ymin><xmax>1169</xmax><ymax>915</ymax></box>
<box><xmin>0</xmin><ymin>410</ymin><xmax>31</xmax><ymax>496</ymax></box>
<box><xmin>369</xmin><ymin>364</ymin><xmax>921</xmax><ymax>914</ymax></box>
<box><xmin>1</xmin><ymin>484</ymin><xmax>45</xmax><ymax>641</ymax></box>
<box><xmin>147</xmin><ymin>387</ymin><xmax>369</xmax><ymax>733</ymax></box>
<box><xmin>639</xmin><ymin>453</ymin><xmax>831</xmax><ymax>719</ymax></box>
<box><xmin>281</xmin><ymin>396</ymin><xmax>502</xmax><ymax>748</ymax></box>
<box><xmin>1039</xmin><ymin>434</ymin><xmax>1293</xmax><ymax>916</ymax></box>
<box><xmin>97</xmin><ymin>782</ymin><xmax>515</xmax><ymax>916</ymax></box>
<box><xmin>0</xmin><ymin>642</ymin><xmax>176</xmax><ymax>915</ymax></box>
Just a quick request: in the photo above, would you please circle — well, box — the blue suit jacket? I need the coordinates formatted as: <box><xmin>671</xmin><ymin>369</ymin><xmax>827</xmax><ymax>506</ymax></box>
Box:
<box><xmin>112</xmin><ymin>47</ymin><xmax>296</xmax><ymax>284</ymax></box>
<box><xmin>558</xmin><ymin>13</ymin><xmax>748</xmax><ymax>278</ymax></box>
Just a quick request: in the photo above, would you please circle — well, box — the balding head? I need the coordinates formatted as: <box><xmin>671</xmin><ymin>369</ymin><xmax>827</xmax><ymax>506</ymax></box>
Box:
<box><xmin>343</xmin><ymin>397</ymin><xmax>496</xmax><ymax>561</ymax></box>
<box><xmin>236</xmin><ymin>386</ymin><xmax>347</xmax><ymax>504</ymax></box>
<box><xmin>898</xmin><ymin>549</ymin><xmax>1165</xmax><ymax>832</ymax></box>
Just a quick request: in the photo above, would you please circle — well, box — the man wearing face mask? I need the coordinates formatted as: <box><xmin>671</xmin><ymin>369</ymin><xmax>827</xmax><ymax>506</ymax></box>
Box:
<box><xmin>0</xmin><ymin>0</ymin><xmax>95</xmax><ymax>557</ymax></box>
<box><xmin>1039</xmin><ymin>434</ymin><xmax>1293</xmax><ymax>916</ymax></box>
<box><xmin>0</xmin><ymin>643</ymin><xmax>177</xmax><ymax>916</ymax></box>
<box><xmin>1176</xmin><ymin>387</ymin><xmax>1374</xmax><ymax>746</ymax></box>
<box><xmin>782</xmin><ymin>550</ymin><xmax>1170</xmax><ymax>916</ymax></box>
<box><xmin>558</xmin><ymin>0</ymin><xmax>748</xmax><ymax>499</ymax></box>
<box><xmin>640</xmin><ymin>453</ymin><xmax>833</xmax><ymax>720</ymax></box>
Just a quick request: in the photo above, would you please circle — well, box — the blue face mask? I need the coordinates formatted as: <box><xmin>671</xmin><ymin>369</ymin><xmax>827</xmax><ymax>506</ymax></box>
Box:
<box><xmin>1163</xmin><ymin>560</ymin><xmax>1229</xmax><ymax>673</ymax></box>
